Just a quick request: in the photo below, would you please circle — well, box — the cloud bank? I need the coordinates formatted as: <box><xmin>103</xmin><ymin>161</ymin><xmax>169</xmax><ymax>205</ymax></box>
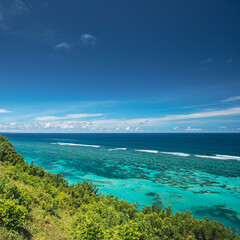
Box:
<box><xmin>1</xmin><ymin>107</ymin><xmax>240</xmax><ymax>132</ymax></box>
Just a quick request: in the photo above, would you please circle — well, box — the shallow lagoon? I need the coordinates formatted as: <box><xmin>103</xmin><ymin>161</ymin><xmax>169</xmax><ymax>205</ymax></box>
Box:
<box><xmin>3</xmin><ymin>133</ymin><xmax>240</xmax><ymax>230</ymax></box>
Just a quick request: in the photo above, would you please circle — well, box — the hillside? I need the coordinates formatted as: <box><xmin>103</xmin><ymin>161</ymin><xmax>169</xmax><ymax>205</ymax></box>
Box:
<box><xmin>0</xmin><ymin>135</ymin><xmax>239</xmax><ymax>240</ymax></box>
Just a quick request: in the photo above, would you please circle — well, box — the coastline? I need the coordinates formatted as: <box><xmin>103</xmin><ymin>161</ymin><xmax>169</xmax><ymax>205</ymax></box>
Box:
<box><xmin>0</xmin><ymin>134</ymin><xmax>239</xmax><ymax>239</ymax></box>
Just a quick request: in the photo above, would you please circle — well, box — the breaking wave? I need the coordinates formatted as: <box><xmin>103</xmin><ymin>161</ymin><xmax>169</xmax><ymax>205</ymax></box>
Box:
<box><xmin>51</xmin><ymin>142</ymin><xmax>100</xmax><ymax>148</ymax></box>
<box><xmin>195</xmin><ymin>154</ymin><xmax>240</xmax><ymax>161</ymax></box>
<box><xmin>160</xmin><ymin>152</ymin><xmax>190</xmax><ymax>157</ymax></box>
<box><xmin>51</xmin><ymin>142</ymin><xmax>240</xmax><ymax>161</ymax></box>
<box><xmin>108</xmin><ymin>148</ymin><xmax>127</xmax><ymax>151</ymax></box>
<box><xmin>135</xmin><ymin>150</ymin><xmax>159</xmax><ymax>154</ymax></box>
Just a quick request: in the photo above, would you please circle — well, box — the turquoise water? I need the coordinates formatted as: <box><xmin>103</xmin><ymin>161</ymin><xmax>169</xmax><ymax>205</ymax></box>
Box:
<box><xmin>2</xmin><ymin>133</ymin><xmax>240</xmax><ymax>230</ymax></box>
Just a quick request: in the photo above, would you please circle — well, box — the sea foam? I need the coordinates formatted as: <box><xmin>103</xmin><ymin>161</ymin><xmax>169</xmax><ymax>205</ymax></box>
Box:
<box><xmin>51</xmin><ymin>142</ymin><xmax>100</xmax><ymax>148</ymax></box>
<box><xmin>195</xmin><ymin>154</ymin><xmax>240</xmax><ymax>161</ymax></box>
<box><xmin>135</xmin><ymin>150</ymin><xmax>158</xmax><ymax>154</ymax></box>
<box><xmin>108</xmin><ymin>148</ymin><xmax>127</xmax><ymax>151</ymax></box>
<box><xmin>160</xmin><ymin>152</ymin><xmax>190</xmax><ymax>157</ymax></box>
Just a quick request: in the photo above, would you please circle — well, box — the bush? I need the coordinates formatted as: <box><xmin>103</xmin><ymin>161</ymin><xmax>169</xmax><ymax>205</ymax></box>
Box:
<box><xmin>0</xmin><ymin>176</ymin><xmax>32</xmax><ymax>209</ymax></box>
<box><xmin>0</xmin><ymin>198</ymin><xmax>28</xmax><ymax>229</ymax></box>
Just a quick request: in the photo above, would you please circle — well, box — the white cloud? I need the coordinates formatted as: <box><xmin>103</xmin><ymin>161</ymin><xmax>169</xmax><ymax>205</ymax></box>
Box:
<box><xmin>219</xmin><ymin>126</ymin><xmax>227</xmax><ymax>129</ymax></box>
<box><xmin>173</xmin><ymin>126</ymin><xmax>179</xmax><ymax>130</ymax></box>
<box><xmin>0</xmin><ymin>109</ymin><xmax>11</xmax><ymax>113</ymax></box>
<box><xmin>222</xmin><ymin>96</ymin><xmax>240</xmax><ymax>103</ymax></box>
<box><xmin>35</xmin><ymin>113</ymin><xmax>103</xmax><ymax>121</ymax></box>
<box><xmin>125</xmin><ymin>127</ymin><xmax>130</xmax><ymax>131</ymax></box>
<box><xmin>55</xmin><ymin>42</ymin><xmax>70</xmax><ymax>50</ymax></box>
<box><xmin>80</xmin><ymin>34</ymin><xmax>97</xmax><ymax>45</ymax></box>
<box><xmin>200</xmin><ymin>58</ymin><xmax>213</xmax><ymax>64</ymax></box>
<box><xmin>41</xmin><ymin>121</ymin><xmax>90</xmax><ymax>130</ymax></box>
<box><xmin>185</xmin><ymin>126</ymin><xmax>202</xmax><ymax>131</ymax></box>
<box><xmin>43</xmin><ymin>123</ymin><xmax>51</xmax><ymax>129</ymax></box>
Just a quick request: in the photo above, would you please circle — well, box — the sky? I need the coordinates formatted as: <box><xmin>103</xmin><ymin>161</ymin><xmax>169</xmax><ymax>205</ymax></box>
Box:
<box><xmin>0</xmin><ymin>0</ymin><xmax>240</xmax><ymax>133</ymax></box>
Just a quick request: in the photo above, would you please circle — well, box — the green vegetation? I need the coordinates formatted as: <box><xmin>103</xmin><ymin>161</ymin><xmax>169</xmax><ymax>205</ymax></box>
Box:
<box><xmin>0</xmin><ymin>135</ymin><xmax>239</xmax><ymax>240</ymax></box>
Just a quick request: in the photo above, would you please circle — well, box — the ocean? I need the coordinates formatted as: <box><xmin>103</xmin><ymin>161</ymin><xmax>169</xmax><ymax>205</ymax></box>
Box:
<box><xmin>2</xmin><ymin>133</ymin><xmax>240</xmax><ymax>230</ymax></box>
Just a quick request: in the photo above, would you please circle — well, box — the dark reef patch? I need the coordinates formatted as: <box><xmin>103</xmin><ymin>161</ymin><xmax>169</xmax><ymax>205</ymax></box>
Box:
<box><xmin>194</xmin><ymin>205</ymin><xmax>240</xmax><ymax>229</ymax></box>
<box><xmin>145</xmin><ymin>192</ymin><xmax>164</xmax><ymax>206</ymax></box>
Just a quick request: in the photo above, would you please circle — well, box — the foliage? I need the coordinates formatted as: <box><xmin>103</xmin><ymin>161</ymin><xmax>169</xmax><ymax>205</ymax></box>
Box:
<box><xmin>0</xmin><ymin>198</ymin><xmax>28</xmax><ymax>228</ymax></box>
<box><xmin>0</xmin><ymin>135</ymin><xmax>239</xmax><ymax>239</ymax></box>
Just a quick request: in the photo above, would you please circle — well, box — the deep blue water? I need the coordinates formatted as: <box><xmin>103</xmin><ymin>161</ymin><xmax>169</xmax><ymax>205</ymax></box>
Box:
<box><xmin>2</xmin><ymin>133</ymin><xmax>240</xmax><ymax>230</ymax></box>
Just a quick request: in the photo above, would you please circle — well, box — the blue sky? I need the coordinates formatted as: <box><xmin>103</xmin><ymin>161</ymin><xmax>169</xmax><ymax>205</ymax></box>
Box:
<box><xmin>0</xmin><ymin>0</ymin><xmax>240</xmax><ymax>133</ymax></box>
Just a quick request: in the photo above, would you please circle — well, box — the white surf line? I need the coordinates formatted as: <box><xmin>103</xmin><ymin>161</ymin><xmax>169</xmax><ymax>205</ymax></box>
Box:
<box><xmin>135</xmin><ymin>149</ymin><xmax>159</xmax><ymax>154</ymax></box>
<box><xmin>108</xmin><ymin>148</ymin><xmax>127</xmax><ymax>151</ymax></box>
<box><xmin>160</xmin><ymin>152</ymin><xmax>190</xmax><ymax>157</ymax></box>
<box><xmin>195</xmin><ymin>154</ymin><xmax>240</xmax><ymax>161</ymax></box>
<box><xmin>215</xmin><ymin>154</ymin><xmax>240</xmax><ymax>160</ymax></box>
<box><xmin>51</xmin><ymin>142</ymin><xmax>100</xmax><ymax>148</ymax></box>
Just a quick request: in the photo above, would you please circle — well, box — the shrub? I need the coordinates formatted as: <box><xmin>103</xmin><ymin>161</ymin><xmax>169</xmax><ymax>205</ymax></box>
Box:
<box><xmin>0</xmin><ymin>198</ymin><xmax>28</xmax><ymax>229</ymax></box>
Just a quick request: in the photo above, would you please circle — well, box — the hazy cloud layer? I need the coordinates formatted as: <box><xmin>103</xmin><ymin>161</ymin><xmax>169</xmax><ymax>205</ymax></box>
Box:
<box><xmin>222</xmin><ymin>96</ymin><xmax>240</xmax><ymax>103</ymax></box>
<box><xmin>35</xmin><ymin>113</ymin><xmax>103</xmax><ymax>121</ymax></box>
<box><xmin>0</xmin><ymin>109</ymin><xmax>11</xmax><ymax>113</ymax></box>
<box><xmin>0</xmin><ymin>0</ymin><xmax>28</xmax><ymax>19</ymax></box>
